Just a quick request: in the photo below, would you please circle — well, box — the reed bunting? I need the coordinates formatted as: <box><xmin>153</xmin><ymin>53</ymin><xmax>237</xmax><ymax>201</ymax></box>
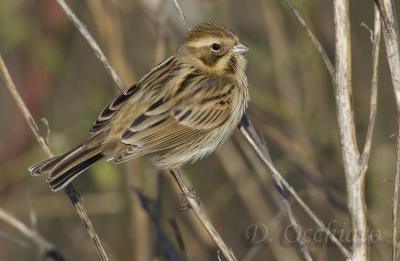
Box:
<box><xmin>29</xmin><ymin>23</ymin><xmax>249</xmax><ymax>191</ymax></box>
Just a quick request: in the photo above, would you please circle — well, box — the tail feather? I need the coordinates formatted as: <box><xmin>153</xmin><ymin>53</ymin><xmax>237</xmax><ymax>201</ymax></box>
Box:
<box><xmin>48</xmin><ymin>153</ymin><xmax>103</xmax><ymax>191</ymax></box>
<box><xmin>29</xmin><ymin>155</ymin><xmax>65</xmax><ymax>176</ymax></box>
<box><xmin>28</xmin><ymin>145</ymin><xmax>103</xmax><ymax>191</ymax></box>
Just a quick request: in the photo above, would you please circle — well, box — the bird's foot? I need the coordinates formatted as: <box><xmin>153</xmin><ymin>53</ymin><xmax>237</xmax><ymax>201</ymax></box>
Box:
<box><xmin>178</xmin><ymin>187</ymin><xmax>199</xmax><ymax>211</ymax></box>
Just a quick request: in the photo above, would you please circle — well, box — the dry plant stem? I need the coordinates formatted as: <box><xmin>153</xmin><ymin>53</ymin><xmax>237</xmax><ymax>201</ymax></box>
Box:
<box><xmin>282</xmin><ymin>0</ymin><xmax>334</xmax><ymax>78</ymax></box>
<box><xmin>63</xmin><ymin>185</ymin><xmax>109</xmax><ymax>261</ymax></box>
<box><xmin>55</xmin><ymin>0</ymin><xmax>125</xmax><ymax>92</ymax></box>
<box><xmin>238</xmin><ymin>117</ymin><xmax>351</xmax><ymax>260</ymax></box>
<box><xmin>171</xmin><ymin>0</ymin><xmax>191</xmax><ymax>31</ymax></box>
<box><xmin>217</xmin><ymin>144</ymin><xmax>300</xmax><ymax>260</ymax></box>
<box><xmin>0</xmin><ymin>208</ymin><xmax>62</xmax><ymax>260</ymax></box>
<box><xmin>169</xmin><ymin>170</ymin><xmax>237</xmax><ymax>261</ymax></box>
<box><xmin>0</xmin><ymin>54</ymin><xmax>109</xmax><ymax>261</ymax></box>
<box><xmin>281</xmin><ymin>200</ymin><xmax>313</xmax><ymax>261</ymax></box>
<box><xmin>374</xmin><ymin>0</ymin><xmax>400</xmax><ymax>259</ymax></box>
<box><xmin>361</xmin><ymin>8</ymin><xmax>381</xmax><ymax>174</ymax></box>
<box><xmin>286</xmin><ymin>0</ymin><xmax>381</xmax><ymax>259</ymax></box>
<box><xmin>219</xmin><ymin>142</ymin><xmax>311</xmax><ymax>260</ymax></box>
<box><xmin>236</xmin><ymin>133</ymin><xmax>314</xmax><ymax>260</ymax></box>
<box><xmin>334</xmin><ymin>0</ymin><xmax>368</xmax><ymax>259</ymax></box>
<box><xmin>0</xmin><ymin>62</ymin><xmax>53</xmax><ymax>158</ymax></box>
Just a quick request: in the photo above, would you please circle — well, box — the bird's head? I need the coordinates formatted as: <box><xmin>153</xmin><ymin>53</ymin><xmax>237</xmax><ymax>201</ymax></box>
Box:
<box><xmin>178</xmin><ymin>23</ymin><xmax>248</xmax><ymax>75</ymax></box>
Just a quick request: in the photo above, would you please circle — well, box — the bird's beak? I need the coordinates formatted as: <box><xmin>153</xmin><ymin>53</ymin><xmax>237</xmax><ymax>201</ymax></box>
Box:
<box><xmin>233</xmin><ymin>42</ymin><xmax>249</xmax><ymax>53</ymax></box>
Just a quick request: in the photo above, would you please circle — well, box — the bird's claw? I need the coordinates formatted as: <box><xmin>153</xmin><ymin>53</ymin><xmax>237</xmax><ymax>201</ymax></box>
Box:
<box><xmin>178</xmin><ymin>187</ymin><xmax>199</xmax><ymax>211</ymax></box>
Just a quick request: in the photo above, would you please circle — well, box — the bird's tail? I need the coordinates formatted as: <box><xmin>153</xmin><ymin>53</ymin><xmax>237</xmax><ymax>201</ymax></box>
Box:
<box><xmin>28</xmin><ymin>144</ymin><xmax>104</xmax><ymax>191</ymax></box>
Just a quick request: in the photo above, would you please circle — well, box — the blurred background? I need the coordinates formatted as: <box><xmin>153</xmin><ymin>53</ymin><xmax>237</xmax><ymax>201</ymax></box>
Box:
<box><xmin>0</xmin><ymin>0</ymin><xmax>397</xmax><ymax>260</ymax></box>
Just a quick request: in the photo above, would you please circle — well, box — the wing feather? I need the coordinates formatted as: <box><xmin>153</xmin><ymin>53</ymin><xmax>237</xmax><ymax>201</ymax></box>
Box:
<box><xmin>172</xmin><ymin>77</ymin><xmax>234</xmax><ymax>129</ymax></box>
<box><xmin>90</xmin><ymin>84</ymin><xmax>140</xmax><ymax>134</ymax></box>
<box><xmin>89</xmin><ymin>56</ymin><xmax>178</xmax><ymax>135</ymax></box>
<box><xmin>116</xmin><ymin>75</ymin><xmax>236</xmax><ymax>163</ymax></box>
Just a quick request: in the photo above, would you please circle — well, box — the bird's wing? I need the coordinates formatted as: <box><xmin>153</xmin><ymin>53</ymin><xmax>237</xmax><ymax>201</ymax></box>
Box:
<box><xmin>90</xmin><ymin>83</ymin><xmax>140</xmax><ymax>134</ymax></box>
<box><xmin>116</xmin><ymin>76</ymin><xmax>235</xmax><ymax>162</ymax></box>
<box><xmin>89</xmin><ymin>56</ymin><xmax>178</xmax><ymax>135</ymax></box>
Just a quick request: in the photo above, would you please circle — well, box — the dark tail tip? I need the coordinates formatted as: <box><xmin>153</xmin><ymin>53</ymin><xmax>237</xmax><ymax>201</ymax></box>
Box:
<box><xmin>48</xmin><ymin>153</ymin><xmax>103</xmax><ymax>191</ymax></box>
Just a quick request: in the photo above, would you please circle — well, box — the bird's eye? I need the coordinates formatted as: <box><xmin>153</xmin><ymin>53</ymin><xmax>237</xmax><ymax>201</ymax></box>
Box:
<box><xmin>211</xmin><ymin>43</ymin><xmax>221</xmax><ymax>51</ymax></box>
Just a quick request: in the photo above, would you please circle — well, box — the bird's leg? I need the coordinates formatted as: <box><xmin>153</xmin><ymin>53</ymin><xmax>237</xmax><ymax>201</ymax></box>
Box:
<box><xmin>169</xmin><ymin>169</ymin><xmax>201</xmax><ymax>211</ymax></box>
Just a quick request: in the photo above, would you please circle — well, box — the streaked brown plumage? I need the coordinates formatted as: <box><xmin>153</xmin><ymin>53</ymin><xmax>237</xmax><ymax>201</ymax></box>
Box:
<box><xmin>29</xmin><ymin>23</ymin><xmax>249</xmax><ymax>191</ymax></box>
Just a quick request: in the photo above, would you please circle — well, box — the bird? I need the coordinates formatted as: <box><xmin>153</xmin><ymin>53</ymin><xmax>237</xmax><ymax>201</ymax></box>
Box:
<box><xmin>29</xmin><ymin>23</ymin><xmax>249</xmax><ymax>191</ymax></box>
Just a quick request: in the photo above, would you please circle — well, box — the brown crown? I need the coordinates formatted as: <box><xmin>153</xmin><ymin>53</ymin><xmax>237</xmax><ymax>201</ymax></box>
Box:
<box><xmin>185</xmin><ymin>23</ymin><xmax>237</xmax><ymax>43</ymax></box>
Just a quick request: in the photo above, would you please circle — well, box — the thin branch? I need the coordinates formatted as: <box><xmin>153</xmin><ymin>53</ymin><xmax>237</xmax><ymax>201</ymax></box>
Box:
<box><xmin>64</xmin><ymin>185</ymin><xmax>109</xmax><ymax>261</ymax></box>
<box><xmin>334</xmin><ymin>0</ymin><xmax>368</xmax><ymax>259</ymax></box>
<box><xmin>284</xmin><ymin>0</ymin><xmax>380</xmax><ymax>259</ymax></box>
<box><xmin>55</xmin><ymin>0</ymin><xmax>125</xmax><ymax>92</ymax></box>
<box><xmin>169</xmin><ymin>170</ymin><xmax>237</xmax><ymax>261</ymax></box>
<box><xmin>360</xmin><ymin>7</ymin><xmax>381</xmax><ymax>173</ymax></box>
<box><xmin>333</xmin><ymin>0</ymin><xmax>359</xmax><ymax>166</ymax></box>
<box><xmin>282</xmin><ymin>0</ymin><xmax>334</xmax><ymax>78</ymax></box>
<box><xmin>238</xmin><ymin>116</ymin><xmax>351</xmax><ymax>259</ymax></box>
<box><xmin>374</xmin><ymin>0</ymin><xmax>400</xmax><ymax>260</ymax></box>
<box><xmin>0</xmin><ymin>208</ymin><xmax>64</xmax><ymax>261</ymax></box>
<box><xmin>0</xmin><ymin>61</ymin><xmax>53</xmax><ymax>158</ymax></box>
<box><xmin>171</xmin><ymin>0</ymin><xmax>191</xmax><ymax>31</ymax></box>
<box><xmin>0</xmin><ymin>54</ymin><xmax>109</xmax><ymax>261</ymax></box>
<box><xmin>218</xmin><ymin>140</ymin><xmax>312</xmax><ymax>259</ymax></box>
<box><xmin>281</xmin><ymin>200</ymin><xmax>313</xmax><ymax>261</ymax></box>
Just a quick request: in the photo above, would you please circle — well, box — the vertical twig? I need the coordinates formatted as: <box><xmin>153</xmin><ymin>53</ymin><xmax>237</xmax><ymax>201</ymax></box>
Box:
<box><xmin>284</xmin><ymin>0</ymin><xmax>382</xmax><ymax>259</ymax></box>
<box><xmin>360</xmin><ymin>8</ymin><xmax>381</xmax><ymax>173</ymax></box>
<box><xmin>169</xmin><ymin>170</ymin><xmax>237</xmax><ymax>261</ymax></box>
<box><xmin>0</xmin><ymin>54</ymin><xmax>109</xmax><ymax>261</ymax></box>
<box><xmin>374</xmin><ymin>0</ymin><xmax>400</xmax><ymax>260</ymax></box>
<box><xmin>333</xmin><ymin>0</ymin><xmax>368</xmax><ymax>259</ymax></box>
